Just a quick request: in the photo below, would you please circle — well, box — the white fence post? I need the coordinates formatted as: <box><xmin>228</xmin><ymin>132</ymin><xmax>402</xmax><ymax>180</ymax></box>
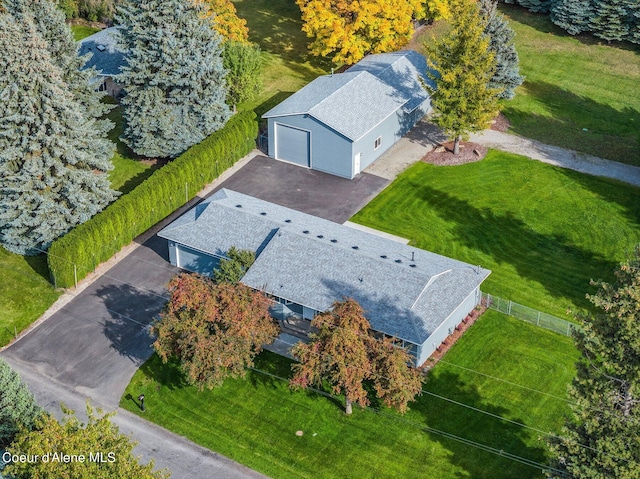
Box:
<box><xmin>537</xmin><ymin>311</ymin><xmax>540</xmax><ymax>326</ymax></box>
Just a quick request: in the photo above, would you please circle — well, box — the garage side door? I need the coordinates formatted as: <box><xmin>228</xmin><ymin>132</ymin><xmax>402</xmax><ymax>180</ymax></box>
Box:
<box><xmin>275</xmin><ymin>123</ymin><xmax>310</xmax><ymax>167</ymax></box>
<box><xmin>176</xmin><ymin>245</ymin><xmax>219</xmax><ymax>276</ymax></box>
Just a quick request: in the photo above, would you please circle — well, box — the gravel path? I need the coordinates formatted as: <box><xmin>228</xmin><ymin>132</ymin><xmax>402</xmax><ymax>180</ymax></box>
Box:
<box><xmin>470</xmin><ymin>129</ymin><xmax>640</xmax><ymax>188</ymax></box>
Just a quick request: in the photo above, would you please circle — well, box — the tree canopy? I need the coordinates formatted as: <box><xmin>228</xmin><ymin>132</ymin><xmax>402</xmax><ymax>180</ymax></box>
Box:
<box><xmin>5</xmin><ymin>404</ymin><xmax>169</xmax><ymax>479</ymax></box>
<box><xmin>424</xmin><ymin>0</ymin><xmax>501</xmax><ymax>154</ymax></box>
<box><xmin>0</xmin><ymin>359</ymin><xmax>41</xmax><ymax>448</ymax></box>
<box><xmin>296</xmin><ymin>0</ymin><xmax>425</xmax><ymax>65</ymax></box>
<box><xmin>290</xmin><ymin>299</ymin><xmax>422</xmax><ymax>414</ymax></box>
<box><xmin>115</xmin><ymin>0</ymin><xmax>230</xmax><ymax>158</ymax></box>
<box><xmin>0</xmin><ymin>11</ymin><xmax>117</xmax><ymax>254</ymax></box>
<box><xmin>212</xmin><ymin>246</ymin><xmax>255</xmax><ymax>284</ymax></box>
<box><xmin>152</xmin><ymin>273</ymin><xmax>279</xmax><ymax>389</ymax></box>
<box><xmin>549</xmin><ymin>246</ymin><xmax>640</xmax><ymax>478</ymax></box>
<box><xmin>195</xmin><ymin>0</ymin><xmax>249</xmax><ymax>43</ymax></box>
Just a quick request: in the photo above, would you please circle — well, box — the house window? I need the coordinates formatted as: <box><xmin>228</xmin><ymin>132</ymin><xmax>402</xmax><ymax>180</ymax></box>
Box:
<box><xmin>374</xmin><ymin>136</ymin><xmax>382</xmax><ymax>150</ymax></box>
<box><xmin>98</xmin><ymin>80</ymin><xmax>108</xmax><ymax>92</ymax></box>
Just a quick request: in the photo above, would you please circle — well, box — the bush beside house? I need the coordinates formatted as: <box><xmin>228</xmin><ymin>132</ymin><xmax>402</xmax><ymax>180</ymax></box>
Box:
<box><xmin>47</xmin><ymin>111</ymin><xmax>258</xmax><ymax>288</ymax></box>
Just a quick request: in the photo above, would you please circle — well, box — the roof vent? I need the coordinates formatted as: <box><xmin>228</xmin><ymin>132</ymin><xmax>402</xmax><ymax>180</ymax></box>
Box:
<box><xmin>380</xmin><ymin>255</ymin><xmax>387</xmax><ymax>259</ymax></box>
<box><xmin>303</xmin><ymin>230</ymin><xmax>309</xmax><ymax>234</ymax></box>
<box><xmin>330</xmin><ymin>239</ymin><xmax>337</xmax><ymax>243</ymax></box>
<box><xmin>235</xmin><ymin>204</ymin><xmax>242</xmax><ymax>208</ymax></box>
<box><xmin>96</xmin><ymin>44</ymin><xmax>106</xmax><ymax>52</ymax></box>
<box><xmin>317</xmin><ymin>235</ymin><xmax>324</xmax><ymax>239</ymax></box>
<box><xmin>285</xmin><ymin>219</ymin><xmax>292</xmax><ymax>223</ymax></box>
<box><xmin>260</xmin><ymin>212</ymin><xmax>267</xmax><ymax>216</ymax></box>
<box><xmin>410</xmin><ymin>264</ymin><xmax>417</xmax><ymax>268</ymax></box>
<box><xmin>395</xmin><ymin>259</ymin><xmax>402</xmax><ymax>263</ymax></box>
<box><xmin>352</xmin><ymin>246</ymin><xmax>359</xmax><ymax>250</ymax></box>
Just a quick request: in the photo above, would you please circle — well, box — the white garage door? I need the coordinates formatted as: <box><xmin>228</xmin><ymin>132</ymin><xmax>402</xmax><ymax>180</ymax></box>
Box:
<box><xmin>275</xmin><ymin>124</ymin><xmax>310</xmax><ymax>167</ymax></box>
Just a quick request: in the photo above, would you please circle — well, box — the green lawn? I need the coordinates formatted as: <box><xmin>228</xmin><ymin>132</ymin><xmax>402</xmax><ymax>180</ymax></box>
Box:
<box><xmin>70</xmin><ymin>24</ymin><xmax>101</xmax><ymax>41</ymax></box>
<box><xmin>121</xmin><ymin>310</ymin><xmax>577</xmax><ymax>478</ymax></box>
<box><xmin>415</xmin><ymin>6</ymin><xmax>640</xmax><ymax>165</ymax></box>
<box><xmin>351</xmin><ymin>150</ymin><xmax>640</xmax><ymax>317</ymax></box>
<box><xmin>0</xmin><ymin>248</ymin><xmax>60</xmax><ymax>347</ymax></box>
<box><xmin>232</xmin><ymin>0</ymin><xmax>329</xmax><ymax>117</ymax></box>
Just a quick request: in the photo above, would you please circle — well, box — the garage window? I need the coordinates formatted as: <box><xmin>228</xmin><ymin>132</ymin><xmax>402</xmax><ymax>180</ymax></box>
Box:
<box><xmin>374</xmin><ymin>136</ymin><xmax>382</xmax><ymax>150</ymax></box>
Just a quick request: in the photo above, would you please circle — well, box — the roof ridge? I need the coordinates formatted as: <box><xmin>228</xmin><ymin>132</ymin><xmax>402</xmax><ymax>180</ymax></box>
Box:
<box><xmin>309</xmin><ymin>70</ymin><xmax>374</xmax><ymax>114</ymax></box>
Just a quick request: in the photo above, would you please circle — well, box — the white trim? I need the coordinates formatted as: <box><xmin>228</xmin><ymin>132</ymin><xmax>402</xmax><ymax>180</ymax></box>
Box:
<box><xmin>374</xmin><ymin>136</ymin><xmax>382</xmax><ymax>150</ymax></box>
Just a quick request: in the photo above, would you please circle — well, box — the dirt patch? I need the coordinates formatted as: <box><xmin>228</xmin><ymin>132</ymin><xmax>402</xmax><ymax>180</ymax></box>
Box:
<box><xmin>490</xmin><ymin>112</ymin><xmax>511</xmax><ymax>132</ymax></box>
<box><xmin>139</xmin><ymin>157</ymin><xmax>171</xmax><ymax>168</ymax></box>
<box><xmin>422</xmin><ymin>141</ymin><xmax>488</xmax><ymax>166</ymax></box>
<box><xmin>420</xmin><ymin>306</ymin><xmax>486</xmax><ymax>372</ymax></box>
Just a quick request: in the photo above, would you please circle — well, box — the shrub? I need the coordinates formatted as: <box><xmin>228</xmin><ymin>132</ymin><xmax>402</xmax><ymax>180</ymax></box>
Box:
<box><xmin>47</xmin><ymin>111</ymin><xmax>257</xmax><ymax>288</ymax></box>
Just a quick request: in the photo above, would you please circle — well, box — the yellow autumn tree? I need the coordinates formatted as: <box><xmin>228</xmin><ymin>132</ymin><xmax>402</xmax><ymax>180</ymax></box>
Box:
<box><xmin>195</xmin><ymin>0</ymin><xmax>249</xmax><ymax>43</ymax></box>
<box><xmin>296</xmin><ymin>0</ymin><xmax>426</xmax><ymax>65</ymax></box>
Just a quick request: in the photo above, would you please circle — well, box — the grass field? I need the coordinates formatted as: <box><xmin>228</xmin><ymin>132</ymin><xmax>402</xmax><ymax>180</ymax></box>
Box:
<box><xmin>121</xmin><ymin>310</ymin><xmax>578</xmax><ymax>478</ymax></box>
<box><xmin>415</xmin><ymin>6</ymin><xmax>640</xmax><ymax>165</ymax></box>
<box><xmin>232</xmin><ymin>0</ymin><xmax>329</xmax><ymax>117</ymax></box>
<box><xmin>351</xmin><ymin>150</ymin><xmax>640</xmax><ymax>317</ymax></box>
<box><xmin>0</xmin><ymin>249</ymin><xmax>60</xmax><ymax>347</ymax></box>
<box><xmin>70</xmin><ymin>24</ymin><xmax>100</xmax><ymax>41</ymax></box>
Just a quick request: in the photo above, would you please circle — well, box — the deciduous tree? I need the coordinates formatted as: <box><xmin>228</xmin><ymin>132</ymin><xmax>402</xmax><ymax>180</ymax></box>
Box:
<box><xmin>291</xmin><ymin>299</ymin><xmax>422</xmax><ymax>414</ymax></box>
<box><xmin>116</xmin><ymin>0</ymin><xmax>230</xmax><ymax>158</ymax></box>
<box><xmin>0</xmin><ymin>359</ymin><xmax>41</xmax><ymax>448</ymax></box>
<box><xmin>0</xmin><ymin>12</ymin><xmax>117</xmax><ymax>254</ymax></box>
<box><xmin>424</xmin><ymin>0</ymin><xmax>501</xmax><ymax>154</ymax></box>
<box><xmin>548</xmin><ymin>246</ymin><xmax>640</xmax><ymax>478</ymax></box>
<box><xmin>195</xmin><ymin>0</ymin><xmax>249</xmax><ymax>43</ymax></box>
<box><xmin>479</xmin><ymin>0</ymin><xmax>523</xmax><ymax>100</ymax></box>
<box><xmin>5</xmin><ymin>404</ymin><xmax>169</xmax><ymax>479</ymax></box>
<box><xmin>221</xmin><ymin>41</ymin><xmax>262</xmax><ymax>108</ymax></box>
<box><xmin>213</xmin><ymin>246</ymin><xmax>255</xmax><ymax>284</ymax></box>
<box><xmin>296</xmin><ymin>0</ymin><xmax>425</xmax><ymax>65</ymax></box>
<box><xmin>152</xmin><ymin>273</ymin><xmax>279</xmax><ymax>389</ymax></box>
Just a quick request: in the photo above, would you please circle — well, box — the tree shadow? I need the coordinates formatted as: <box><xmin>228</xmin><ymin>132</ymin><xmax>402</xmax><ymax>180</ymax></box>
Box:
<box><xmin>139</xmin><ymin>354</ymin><xmax>186</xmax><ymax>391</ymax></box>
<box><xmin>94</xmin><ymin>281</ymin><xmax>169</xmax><ymax>365</ymax></box>
<box><xmin>414</xmin><ymin>369</ymin><xmax>550</xmax><ymax>477</ymax></box>
<box><xmin>252</xmin><ymin>90</ymin><xmax>295</xmax><ymax>118</ymax></box>
<box><xmin>499</xmin><ymin>3</ymin><xmax>640</xmax><ymax>53</ymax></box>
<box><xmin>22</xmin><ymin>253</ymin><xmax>53</xmax><ymax>284</ymax></box>
<box><xmin>410</xmin><ymin>183</ymin><xmax>618</xmax><ymax>311</ymax></box>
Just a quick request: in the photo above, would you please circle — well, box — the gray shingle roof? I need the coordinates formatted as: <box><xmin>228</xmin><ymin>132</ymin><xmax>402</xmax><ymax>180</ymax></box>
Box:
<box><xmin>158</xmin><ymin>189</ymin><xmax>490</xmax><ymax>344</ymax></box>
<box><xmin>262</xmin><ymin>50</ymin><xmax>432</xmax><ymax>142</ymax></box>
<box><xmin>78</xmin><ymin>27</ymin><xmax>126</xmax><ymax>77</ymax></box>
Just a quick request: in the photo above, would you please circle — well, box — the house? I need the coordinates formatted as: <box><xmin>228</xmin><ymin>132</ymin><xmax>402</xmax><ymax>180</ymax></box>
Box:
<box><xmin>78</xmin><ymin>27</ymin><xmax>126</xmax><ymax>97</ymax></box>
<box><xmin>261</xmin><ymin>50</ymin><xmax>434</xmax><ymax>179</ymax></box>
<box><xmin>158</xmin><ymin>189</ymin><xmax>490</xmax><ymax>366</ymax></box>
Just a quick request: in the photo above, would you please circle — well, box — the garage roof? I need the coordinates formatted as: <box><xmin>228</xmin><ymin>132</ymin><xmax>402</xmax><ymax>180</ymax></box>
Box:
<box><xmin>262</xmin><ymin>50</ymin><xmax>431</xmax><ymax>142</ymax></box>
<box><xmin>78</xmin><ymin>27</ymin><xmax>126</xmax><ymax>77</ymax></box>
<box><xmin>158</xmin><ymin>189</ymin><xmax>490</xmax><ymax>345</ymax></box>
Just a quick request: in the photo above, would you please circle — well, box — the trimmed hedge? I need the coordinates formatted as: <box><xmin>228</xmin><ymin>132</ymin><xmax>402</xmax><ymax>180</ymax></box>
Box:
<box><xmin>48</xmin><ymin>111</ymin><xmax>258</xmax><ymax>288</ymax></box>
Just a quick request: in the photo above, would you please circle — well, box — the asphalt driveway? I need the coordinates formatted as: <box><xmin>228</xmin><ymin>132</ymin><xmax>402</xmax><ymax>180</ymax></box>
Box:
<box><xmin>215</xmin><ymin>155</ymin><xmax>389</xmax><ymax>223</ymax></box>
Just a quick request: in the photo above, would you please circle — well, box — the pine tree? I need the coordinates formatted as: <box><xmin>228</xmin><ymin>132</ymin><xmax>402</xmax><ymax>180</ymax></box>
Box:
<box><xmin>504</xmin><ymin>0</ymin><xmax>552</xmax><ymax>14</ymax></box>
<box><xmin>424</xmin><ymin>0</ymin><xmax>501</xmax><ymax>155</ymax></box>
<box><xmin>5</xmin><ymin>0</ymin><xmax>113</xmax><ymax>132</ymax></box>
<box><xmin>0</xmin><ymin>13</ymin><xmax>117</xmax><ymax>255</ymax></box>
<box><xmin>590</xmin><ymin>0</ymin><xmax>631</xmax><ymax>42</ymax></box>
<box><xmin>0</xmin><ymin>359</ymin><xmax>42</xmax><ymax>448</ymax></box>
<box><xmin>479</xmin><ymin>0</ymin><xmax>523</xmax><ymax>100</ymax></box>
<box><xmin>548</xmin><ymin>246</ymin><xmax>640</xmax><ymax>478</ymax></box>
<box><xmin>116</xmin><ymin>0</ymin><xmax>231</xmax><ymax>158</ymax></box>
<box><xmin>627</xmin><ymin>1</ymin><xmax>640</xmax><ymax>44</ymax></box>
<box><xmin>550</xmin><ymin>0</ymin><xmax>594</xmax><ymax>35</ymax></box>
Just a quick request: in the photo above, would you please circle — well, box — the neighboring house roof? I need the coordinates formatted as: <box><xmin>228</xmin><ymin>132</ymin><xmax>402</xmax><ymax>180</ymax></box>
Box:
<box><xmin>158</xmin><ymin>189</ymin><xmax>490</xmax><ymax>345</ymax></box>
<box><xmin>262</xmin><ymin>50</ymin><xmax>432</xmax><ymax>142</ymax></box>
<box><xmin>78</xmin><ymin>26</ymin><xmax>126</xmax><ymax>77</ymax></box>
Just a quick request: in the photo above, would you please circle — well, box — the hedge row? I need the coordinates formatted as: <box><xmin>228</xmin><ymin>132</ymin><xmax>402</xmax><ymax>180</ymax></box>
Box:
<box><xmin>48</xmin><ymin>111</ymin><xmax>258</xmax><ymax>288</ymax></box>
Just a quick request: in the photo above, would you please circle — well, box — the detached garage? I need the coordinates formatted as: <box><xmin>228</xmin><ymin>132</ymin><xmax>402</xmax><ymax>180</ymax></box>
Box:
<box><xmin>262</xmin><ymin>50</ymin><xmax>434</xmax><ymax>179</ymax></box>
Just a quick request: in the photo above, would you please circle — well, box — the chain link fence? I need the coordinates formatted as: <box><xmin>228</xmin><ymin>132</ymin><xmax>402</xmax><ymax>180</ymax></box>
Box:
<box><xmin>481</xmin><ymin>292</ymin><xmax>582</xmax><ymax>336</ymax></box>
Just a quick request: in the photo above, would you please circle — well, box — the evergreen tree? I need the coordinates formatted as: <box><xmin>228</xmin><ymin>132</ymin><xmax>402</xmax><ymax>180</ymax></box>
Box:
<box><xmin>116</xmin><ymin>0</ymin><xmax>231</xmax><ymax>158</ymax></box>
<box><xmin>0</xmin><ymin>13</ymin><xmax>117</xmax><ymax>255</ymax></box>
<box><xmin>424</xmin><ymin>0</ymin><xmax>501</xmax><ymax>155</ymax></box>
<box><xmin>0</xmin><ymin>359</ymin><xmax>42</xmax><ymax>448</ymax></box>
<box><xmin>627</xmin><ymin>1</ymin><xmax>640</xmax><ymax>44</ymax></box>
<box><xmin>479</xmin><ymin>0</ymin><xmax>523</xmax><ymax>100</ymax></box>
<box><xmin>550</xmin><ymin>0</ymin><xmax>594</xmax><ymax>35</ymax></box>
<box><xmin>548</xmin><ymin>246</ymin><xmax>640</xmax><ymax>478</ymax></box>
<box><xmin>504</xmin><ymin>0</ymin><xmax>552</xmax><ymax>14</ymax></box>
<box><xmin>212</xmin><ymin>246</ymin><xmax>255</xmax><ymax>284</ymax></box>
<box><xmin>5</xmin><ymin>0</ymin><xmax>113</xmax><ymax>132</ymax></box>
<box><xmin>590</xmin><ymin>0</ymin><xmax>631</xmax><ymax>42</ymax></box>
